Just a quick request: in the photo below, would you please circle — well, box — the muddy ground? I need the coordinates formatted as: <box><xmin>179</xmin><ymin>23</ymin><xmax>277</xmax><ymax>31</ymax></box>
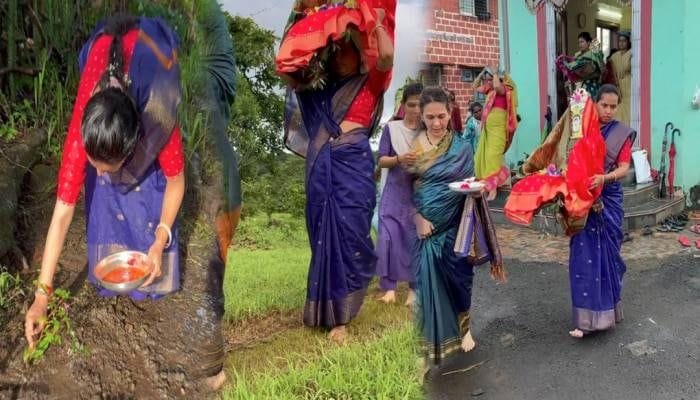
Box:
<box><xmin>0</xmin><ymin>159</ymin><xmax>227</xmax><ymax>399</ymax></box>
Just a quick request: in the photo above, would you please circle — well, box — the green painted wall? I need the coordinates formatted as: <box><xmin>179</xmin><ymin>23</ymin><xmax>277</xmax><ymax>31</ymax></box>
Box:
<box><xmin>501</xmin><ymin>0</ymin><xmax>540</xmax><ymax>168</ymax></box>
<box><xmin>650</xmin><ymin>1</ymin><xmax>700</xmax><ymax>194</ymax></box>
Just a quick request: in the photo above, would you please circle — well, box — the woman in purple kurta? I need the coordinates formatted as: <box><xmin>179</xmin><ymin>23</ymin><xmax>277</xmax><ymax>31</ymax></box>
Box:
<box><xmin>376</xmin><ymin>83</ymin><xmax>423</xmax><ymax>304</ymax></box>
<box><xmin>569</xmin><ymin>84</ymin><xmax>635</xmax><ymax>338</ymax></box>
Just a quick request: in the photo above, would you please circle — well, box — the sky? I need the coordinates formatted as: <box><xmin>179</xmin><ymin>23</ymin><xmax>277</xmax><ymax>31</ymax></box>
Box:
<box><xmin>222</xmin><ymin>0</ymin><xmax>426</xmax><ymax>122</ymax></box>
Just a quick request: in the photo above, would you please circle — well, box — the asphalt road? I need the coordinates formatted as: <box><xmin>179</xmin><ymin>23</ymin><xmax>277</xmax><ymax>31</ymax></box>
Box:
<box><xmin>425</xmin><ymin>254</ymin><xmax>700</xmax><ymax>400</ymax></box>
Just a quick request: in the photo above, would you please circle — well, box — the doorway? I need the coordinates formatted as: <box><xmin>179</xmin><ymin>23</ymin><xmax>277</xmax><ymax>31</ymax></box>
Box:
<box><xmin>550</xmin><ymin>0</ymin><xmax>632</xmax><ymax>120</ymax></box>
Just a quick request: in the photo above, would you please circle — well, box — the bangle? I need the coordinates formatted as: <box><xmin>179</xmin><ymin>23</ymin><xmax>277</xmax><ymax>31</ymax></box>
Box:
<box><xmin>395</xmin><ymin>155</ymin><xmax>400</xmax><ymax>165</ymax></box>
<box><xmin>35</xmin><ymin>283</ymin><xmax>53</xmax><ymax>298</ymax></box>
<box><xmin>156</xmin><ymin>223</ymin><xmax>172</xmax><ymax>249</ymax></box>
<box><xmin>372</xmin><ymin>24</ymin><xmax>386</xmax><ymax>35</ymax></box>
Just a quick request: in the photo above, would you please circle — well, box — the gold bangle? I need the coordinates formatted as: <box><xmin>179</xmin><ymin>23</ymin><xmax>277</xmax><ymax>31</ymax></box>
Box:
<box><xmin>372</xmin><ymin>24</ymin><xmax>386</xmax><ymax>35</ymax></box>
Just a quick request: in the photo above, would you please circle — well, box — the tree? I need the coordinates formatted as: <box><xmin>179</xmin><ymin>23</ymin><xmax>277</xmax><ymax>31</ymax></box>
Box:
<box><xmin>226</xmin><ymin>14</ymin><xmax>286</xmax><ymax>180</ymax></box>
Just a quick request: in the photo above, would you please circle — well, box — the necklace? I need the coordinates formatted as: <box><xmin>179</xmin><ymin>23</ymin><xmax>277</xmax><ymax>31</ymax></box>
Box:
<box><xmin>425</xmin><ymin>131</ymin><xmax>443</xmax><ymax>147</ymax></box>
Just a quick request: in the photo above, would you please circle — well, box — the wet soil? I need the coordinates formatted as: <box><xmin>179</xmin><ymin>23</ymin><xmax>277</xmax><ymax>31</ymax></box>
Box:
<box><xmin>0</xmin><ymin>178</ymin><xmax>225</xmax><ymax>399</ymax></box>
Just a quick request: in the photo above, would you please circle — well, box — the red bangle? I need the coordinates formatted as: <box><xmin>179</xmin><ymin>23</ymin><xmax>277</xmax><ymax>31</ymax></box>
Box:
<box><xmin>36</xmin><ymin>283</ymin><xmax>53</xmax><ymax>297</ymax></box>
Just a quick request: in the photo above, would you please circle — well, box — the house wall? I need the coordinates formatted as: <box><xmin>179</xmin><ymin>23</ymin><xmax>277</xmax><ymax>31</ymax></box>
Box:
<box><xmin>650</xmin><ymin>0</ymin><xmax>700</xmax><ymax>192</ymax></box>
<box><xmin>500</xmin><ymin>0</ymin><xmax>542</xmax><ymax>166</ymax></box>
<box><xmin>422</xmin><ymin>0</ymin><xmax>500</xmax><ymax>115</ymax></box>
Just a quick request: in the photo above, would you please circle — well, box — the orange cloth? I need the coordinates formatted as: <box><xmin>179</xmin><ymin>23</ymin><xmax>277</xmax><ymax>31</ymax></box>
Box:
<box><xmin>504</xmin><ymin>98</ymin><xmax>606</xmax><ymax>234</ymax></box>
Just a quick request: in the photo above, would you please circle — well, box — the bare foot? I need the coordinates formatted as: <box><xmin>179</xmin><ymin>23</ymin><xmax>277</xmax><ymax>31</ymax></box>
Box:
<box><xmin>204</xmin><ymin>369</ymin><xmax>227</xmax><ymax>391</ymax></box>
<box><xmin>569</xmin><ymin>329</ymin><xmax>585</xmax><ymax>338</ymax></box>
<box><xmin>404</xmin><ymin>289</ymin><xmax>416</xmax><ymax>306</ymax></box>
<box><xmin>329</xmin><ymin>325</ymin><xmax>347</xmax><ymax>345</ymax></box>
<box><xmin>461</xmin><ymin>330</ymin><xmax>476</xmax><ymax>352</ymax></box>
<box><xmin>378</xmin><ymin>290</ymin><xmax>396</xmax><ymax>304</ymax></box>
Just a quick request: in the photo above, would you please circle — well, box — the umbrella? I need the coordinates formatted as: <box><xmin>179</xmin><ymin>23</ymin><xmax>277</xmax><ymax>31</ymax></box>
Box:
<box><xmin>668</xmin><ymin>128</ymin><xmax>681</xmax><ymax>198</ymax></box>
<box><xmin>659</xmin><ymin>122</ymin><xmax>672</xmax><ymax>198</ymax></box>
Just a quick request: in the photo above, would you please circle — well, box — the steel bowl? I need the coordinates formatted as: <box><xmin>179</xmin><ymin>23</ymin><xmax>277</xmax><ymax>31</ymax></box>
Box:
<box><xmin>94</xmin><ymin>250</ymin><xmax>150</xmax><ymax>294</ymax></box>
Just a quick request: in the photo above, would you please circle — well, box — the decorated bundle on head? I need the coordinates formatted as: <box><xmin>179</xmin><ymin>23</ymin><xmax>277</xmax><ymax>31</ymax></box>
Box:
<box><xmin>276</xmin><ymin>0</ymin><xmax>396</xmax><ymax>90</ymax></box>
<box><xmin>504</xmin><ymin>88</ymin><xmax>606</xmax><ymax>236</ymax></box>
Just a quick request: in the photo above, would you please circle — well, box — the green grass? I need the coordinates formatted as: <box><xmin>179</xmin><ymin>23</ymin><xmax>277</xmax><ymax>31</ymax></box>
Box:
<box><xmin>223</xmin><ymin>213</ymin><xmax>421</xmax><ymax>399</ymax></box>
<box><xmin>224</xmin><ymin>326</ymin><xmax>422</xmax><ymax>400</ymax></box>
<box><xmin>224</xmin><ymin>246</ymin><xmax>310</xmax><ymax>322</ymax></box>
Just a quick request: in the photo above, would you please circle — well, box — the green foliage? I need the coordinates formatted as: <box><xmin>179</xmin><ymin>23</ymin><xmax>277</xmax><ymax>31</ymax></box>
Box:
<box><xmin>227</xmin><ymin>14</ymin><xmax>286</xmax><ymax>179</ymax></box>
<box><xmin>0</xmin><ymin>0</ymin><xmax>105</xmax><ymax>154</ymax></box>
<box><xmin>23</xmin><ymin>288</ymin><xmax>88</xmax><ymax>365</ymax></box>
<box><xmin>0</xmin><ymin>267</ymin><xmax>25</xmax><ymax>311</ymax></box>
<box><xmin>234</xmin><ymin>213</ymin><xmax>308</xmax><ymax>251</ymax></box>
<box><xmin>242</xmin><ymin>154</ymin><xmax>306</xmax><ymax>223</ymax></box>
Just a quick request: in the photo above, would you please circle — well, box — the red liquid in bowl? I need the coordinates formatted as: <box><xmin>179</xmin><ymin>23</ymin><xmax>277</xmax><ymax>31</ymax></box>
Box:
<box><xmin>102</xmin><ymin>266</ymin><xmax>146</xmax><ymax>283</ymax></box>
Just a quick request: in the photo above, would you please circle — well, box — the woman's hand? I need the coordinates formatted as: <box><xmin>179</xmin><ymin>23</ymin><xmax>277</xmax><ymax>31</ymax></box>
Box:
<box><xmin>374</xmin><ymin>7</ymin><xmax>386</xmax><ymax>22</ymax></box>
<box><xmin>589</xmin><ymin>174</ymin><xmax>606</xmax><ymax>190</ymax></box>
<box><xmin>591</xmin><ymin>201</ymin><xmax>604</xmax><ymax>214</ymax></box>
<box><xmin>399</xmin><ymin>151</ymin><xmax>417</xmax><ymax>167</ymax></box>
<box><xmin>414</xmin><ymin>213</ymin><xmax>435</xmax><ymax>240</ymax></box>
<box><xmin>141</xmin><ymin>241</ymin><xmax>164</xmax><ymax>288</ymax></box>
<box><xmin>25</xmin><ymin>295</ymin><xmax>49</xmax><ymax>349</ymax></box>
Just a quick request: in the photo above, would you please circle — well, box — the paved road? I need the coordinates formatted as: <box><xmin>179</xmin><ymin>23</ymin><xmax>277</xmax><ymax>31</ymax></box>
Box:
<box><xmin>425</xmin><ymin>254</ymin><xmax>700</xmax><ymax>400</ymax></box>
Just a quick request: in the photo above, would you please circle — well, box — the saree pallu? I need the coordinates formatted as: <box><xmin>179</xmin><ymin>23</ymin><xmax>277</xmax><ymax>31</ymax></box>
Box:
<box><xmin>609</xmin><ymin>50</ymin><xmax>632</xmax><ymax>125</ymax></box>
<box><xmin>569</xmin><ymin>181</ymin><xmax>625</xmax><ymax>331</ymax></box>
<box><xmin>277</xmin><ymin>0</ymin><xmax>396</xmax><ymax>89</ymax></box>
<box><xmin>474</xmin><ymin>108</ymin><xmax>510</xmax><ymax>191</ymax></box>
<box><xmin>289</xmin><ymin>75</ymin><xmax>378</xmax><ymax>328</ymax></box>
<box><xmin>85</xmin><ymin>164</ymin><xmax>179</xmax><ymax>300</ymax></box>
<box><xmin>414</xmin><ymin>134</ymin><xmax>475</xmax><ymax>364</ymax></box>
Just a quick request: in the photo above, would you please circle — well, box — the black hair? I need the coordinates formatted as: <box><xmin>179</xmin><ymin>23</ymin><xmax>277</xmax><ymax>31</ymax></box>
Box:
<box><xmin>596</xmin><ymin>84</ymin><xmax>621</xmax><ymax>103</ymax></box>
<box><xmin>82</xmin><ymin>88</ymin><xmax>140</xmax><ymax>164</ymax></box>
<box><xmin>402</xmin><ymin>83</ymin><xmax>424</xmax><ymax>103</ymax></box>
<box><xmin>83</xmin><ymin>15</ymin><xmax>140</xmax><ymax>165</ymax></box>
<box><xmin>98</xmin><ymin>15</ymin><xmax>138</xmax><ymax>90</ymax></box>
<box><xmin>469</xmin><ymin>102</ymin><xmax>482</xmax><ymax>113</ymax></box>
<box><xmin>420</xmin><ymin>87</ymin><xmax>451</xmax><ymax>111</ymax></box>
<box><xmin>578</xmin><ymin>31</ymin><xmax>593</xmax><ymax>43</ymax></box>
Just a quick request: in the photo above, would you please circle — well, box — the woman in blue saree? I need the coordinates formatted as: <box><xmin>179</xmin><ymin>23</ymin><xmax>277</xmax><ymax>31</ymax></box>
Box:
<box><xmin>569</xmin><ymin>84</ymin><xmax>635</xmax><ymax>338</ymax></box>
<box><xmin>24</xmin><ymin>13</ymin><xmax>237</xmax><ymax>392</ymax></box>
<box><xmin>280</xmin><ymin>2</ymin><xmax>395</xmax><ymax>342</ymax></box>
<box><xmin>410</xmin><ymin>87</ymin><xmax>505</xmax><ymax>366</ymax></box>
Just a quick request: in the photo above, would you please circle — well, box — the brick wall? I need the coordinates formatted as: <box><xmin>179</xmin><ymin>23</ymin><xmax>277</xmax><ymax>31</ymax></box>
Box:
<box><xmin>421</xmin><ymin>0</ymin><xmax>501</xmax><ymax>117</ymax></box>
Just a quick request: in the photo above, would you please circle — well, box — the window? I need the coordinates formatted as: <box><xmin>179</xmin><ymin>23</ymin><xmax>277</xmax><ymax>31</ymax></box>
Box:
<box><xmin>459</xmin><ymin>0</ymin><xmax>476</xmax><ymax>16</ymax></box>
<box><xmin>459</xmin><ymin>0</ymin><xmax>490</xmax><ymax>19</ymax></box>
<box><xmin>596</xmin><ymin>25</ymin><xmax>615</xmax><ymax>58</ymax></box>
<box><xmin>422</xmin><ymin>65</ymin><xmax>442</xmax><ymax>87</ymax></box>
<box><xmin>460</xmin><ymin>67</ymin><xmax>483</xmax><ymax>82</ymax></box>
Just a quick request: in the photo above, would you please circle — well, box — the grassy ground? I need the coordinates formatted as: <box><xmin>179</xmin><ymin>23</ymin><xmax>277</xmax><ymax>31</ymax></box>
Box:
<box><xmin>222</xmin><ymin>214</ymin><xmax>421</xmax><ymax>399</ymax></box>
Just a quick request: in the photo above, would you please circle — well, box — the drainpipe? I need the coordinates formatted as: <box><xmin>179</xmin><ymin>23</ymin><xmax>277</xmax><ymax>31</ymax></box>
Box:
<box><xmin>500</xmin><ymin>0</ymin><xmax>510</xmax><ymax>71</ymax></box>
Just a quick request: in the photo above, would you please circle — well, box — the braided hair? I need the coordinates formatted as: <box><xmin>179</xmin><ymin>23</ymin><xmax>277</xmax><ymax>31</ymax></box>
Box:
<box><xmin>82</xmin><ymin>15</ymin><xmax>140</xmax><ymax>165</ymax></box>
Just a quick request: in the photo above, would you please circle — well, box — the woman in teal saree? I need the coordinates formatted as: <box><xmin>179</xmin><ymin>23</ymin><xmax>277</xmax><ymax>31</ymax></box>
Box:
<box><xmin>410</xmin><ymin>88</ymin><xmax>504</xmax><ymax>366</ymax></box>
